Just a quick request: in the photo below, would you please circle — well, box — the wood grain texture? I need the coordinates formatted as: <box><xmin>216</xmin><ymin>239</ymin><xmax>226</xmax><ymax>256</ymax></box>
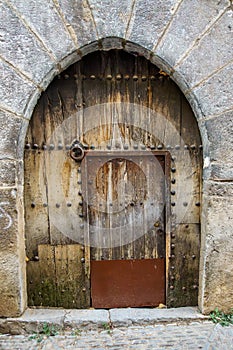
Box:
<box><xmin>27</xmin><ymin>245</ymin><xmax>89</xmax><ymax>308</ymax></box>
<box><xmin>25</xmin><ymin>50</ymin><xmax>202</xmax><ymax>308</ymax></box>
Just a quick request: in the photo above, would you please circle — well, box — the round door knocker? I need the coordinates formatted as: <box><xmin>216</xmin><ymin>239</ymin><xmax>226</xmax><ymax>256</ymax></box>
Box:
<box><xmin>70</xmin><ymin>143</ymin><xmax>85</xmax><ymax>161</ymax></box>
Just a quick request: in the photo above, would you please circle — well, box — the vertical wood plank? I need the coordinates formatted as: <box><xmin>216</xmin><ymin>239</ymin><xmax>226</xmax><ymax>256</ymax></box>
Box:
<box><xmin>55</xmin><ymin>245</ymin><xmax>89</xmax><ymax>308</ymax></box>
<box><xmin>27</xmin><ymin>245</ymin><xmax>57</xmax><ymax>307</ymax></box>
<box><xmin>167</xmin><ymin>224</ymin><xmax>200</xmax><ymax>307</ymax></box>
<box><xmin>27</xmin><ymin>245</ymin><xmax>89</xmax><ymax>308</ymax></box>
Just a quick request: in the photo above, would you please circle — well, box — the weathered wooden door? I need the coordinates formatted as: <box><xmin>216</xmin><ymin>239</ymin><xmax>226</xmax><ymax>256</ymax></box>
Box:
<box><xmin>25</xmin><ymin>50</ymin><xmax>202</xmax><ymax>308</ymax></box>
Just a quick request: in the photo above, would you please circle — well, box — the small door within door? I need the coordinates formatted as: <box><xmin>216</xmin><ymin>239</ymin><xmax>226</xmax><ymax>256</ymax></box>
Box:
<box><xmin>82</xmin><ymin>151</ymin><xmax>167</xmax><ymax>308</ymax></box>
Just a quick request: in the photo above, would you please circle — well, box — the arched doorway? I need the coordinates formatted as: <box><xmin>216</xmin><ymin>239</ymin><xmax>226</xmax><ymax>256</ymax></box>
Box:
<box><xmin>24</xmin><ymin>50</ymin><xmax>202</xmax><ymax>309</ymax></box>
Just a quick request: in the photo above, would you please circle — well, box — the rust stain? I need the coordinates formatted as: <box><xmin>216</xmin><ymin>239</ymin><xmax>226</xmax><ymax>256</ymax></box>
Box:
<box><xmin>62</xmin><ymin>160</ymin><xmax>71</xmax><ymax>198</ymax></box>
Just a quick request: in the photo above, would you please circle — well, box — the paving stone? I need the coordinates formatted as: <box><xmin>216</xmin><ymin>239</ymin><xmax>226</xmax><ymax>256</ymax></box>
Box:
<box><xmin>64</xmin><ymin>309</ymin><xmax>109</xmax><ymax>329</ymax></box>
<box><xmin>109</xmin><ymin>306</ymin><xmax>207</xmax><ymax>326</ymax></box>
<box><xmin>20</xmin><ymin>308</ymin><xmax>66</xmax><ymax>323</ymax></box>
<box><xmin>0</xmin><ymin>308</ymin><xmax>66</xmax><ymax>334</ymax></box>
<box><xmin>0</xmin><ymin>320</ymin><xmax>231</xmax><ymax>350</ymax></box>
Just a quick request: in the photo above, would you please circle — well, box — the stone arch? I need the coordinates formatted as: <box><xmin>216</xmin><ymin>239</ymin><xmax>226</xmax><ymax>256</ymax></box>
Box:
<box><xmin>0</xmin><ymin>0</ymin><xmax>232</xmax><ymax>316</ymax></box>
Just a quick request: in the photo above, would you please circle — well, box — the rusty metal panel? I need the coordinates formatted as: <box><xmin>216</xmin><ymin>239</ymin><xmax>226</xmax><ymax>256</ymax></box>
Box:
<box><xmin>91</xmin><ymin>259</ymin><xmax>165</xmax><ymax>308</ymax></box>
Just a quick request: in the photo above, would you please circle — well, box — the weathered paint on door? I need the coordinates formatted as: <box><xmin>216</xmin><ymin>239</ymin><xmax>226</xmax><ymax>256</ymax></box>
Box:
<box><xmin>25</xmin><ymin>50</ymin><xmax>202</xmax><ymax>308</ymax></box>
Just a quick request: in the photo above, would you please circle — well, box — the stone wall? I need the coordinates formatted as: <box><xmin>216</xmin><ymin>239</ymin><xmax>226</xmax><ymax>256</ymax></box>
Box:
<box><xmin>0</xmin><ymin>0</ymin><xmax>232</xmax><ymax>316</ymax></box>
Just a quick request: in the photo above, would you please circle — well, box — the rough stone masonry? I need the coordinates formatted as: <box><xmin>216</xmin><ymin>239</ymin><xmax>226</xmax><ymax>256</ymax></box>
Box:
<box><xmin>0</xmin><ymin>0</ymin><xmax>232</xmax><ymax>317</ymax></box>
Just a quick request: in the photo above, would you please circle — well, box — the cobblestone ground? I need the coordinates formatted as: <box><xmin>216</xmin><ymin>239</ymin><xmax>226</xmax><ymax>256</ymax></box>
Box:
<box><xmin>0</xmin><ymin>322</ymin><xmax>233</xmax><ymax>350</ymax></box>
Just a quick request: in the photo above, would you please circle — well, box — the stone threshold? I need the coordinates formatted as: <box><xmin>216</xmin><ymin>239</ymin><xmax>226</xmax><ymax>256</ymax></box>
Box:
<box><xmin>0</xmin><ymin>307</ymin><xmax>209</xmax><ymax>335</ymax></box>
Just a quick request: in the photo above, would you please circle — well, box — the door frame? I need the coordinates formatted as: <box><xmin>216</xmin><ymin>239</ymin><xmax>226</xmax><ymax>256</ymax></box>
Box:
<box><xmin>152</xmin><ymin>150</ymin><xmax>171</xmax><ymax>304</ymax></box>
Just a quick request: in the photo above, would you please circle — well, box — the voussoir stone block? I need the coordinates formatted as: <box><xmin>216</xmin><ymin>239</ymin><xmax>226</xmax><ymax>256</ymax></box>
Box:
<box><xmin>126</xmin><ymin>0</ymin><xmax>179</xmax><ymax>50</ymax></box>
<box><xmin>156</xmin><ymin>0</ymin><xmax>229</xmax><ymax>68</ymax></box>
<box><xmin>175</xmin><ymin>10</ymin><xmax>233</xmax><ymax>88</ymax></box>
<box><xmin>89</xmin><ymin>0</ymin><xmax>133</xmax><ymax>38</ymax></box>
<box><xmin>201</xmin><ymin>191</ymin><xmax>233</xmax><ymax>313</ymax></box>
<box><xmin>186</xmin><ymin>62</ymin><xmax>233</xmax><ymax>117</ymax></box>
<box><xmin>56</xmin><ymin>0</ymin><xmax>97</xmax><ymax>46</ymax></box>
<box><xmin>0</xmin><ymin>60</ymin><xmax>37</xmax><ymax>115</ymax></box>
<box><xmin>8</xmin><ymin>0</ymin><xmax>76</xmax><ymax>61</ymax></box>
<box><xmin>0</xmin><ymin>2</ymin><xmax>54</xmax><ymax>85</ymax></box>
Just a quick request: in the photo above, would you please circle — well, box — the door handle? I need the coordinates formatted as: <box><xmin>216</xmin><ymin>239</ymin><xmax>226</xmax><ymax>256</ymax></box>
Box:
<box><xmin>70</xmin><ymin>141</ymin><xmax>85</xmax><ymax>161</ymax></box>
